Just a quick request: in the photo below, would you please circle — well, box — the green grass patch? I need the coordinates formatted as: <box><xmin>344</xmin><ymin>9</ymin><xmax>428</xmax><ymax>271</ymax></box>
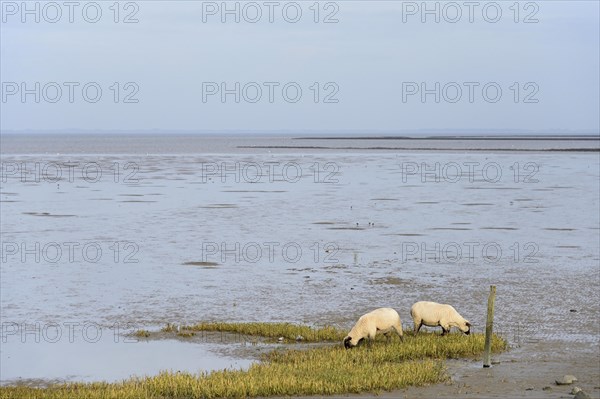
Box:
<box><xmin>176</xmin><ymin>331</ymin><xmax>196</xmax><ymax>338</ymax></box>
<box><xmin>133</xmin><ymin>329</ymin><xmax>150</xmax><ymax>338</ymax></box>
<box><xmin>138</xmin><ymin>322</ymin><xmax>347</xmax><ymax>342</ymax></box>
<box><xmin>0</xmin><ymin>324</ymin><xmax>507</xmax><ymax>399</ymax></box>
<box><xmin>179</xmin><ymin>322</ymin><xmax>347</xmax><ymax>342</ymax></box>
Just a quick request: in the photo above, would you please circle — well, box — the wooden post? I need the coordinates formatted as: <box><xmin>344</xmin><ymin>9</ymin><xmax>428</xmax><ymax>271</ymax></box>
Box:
<box><xmin>483</xmin><ymin>285</ymin><xmax>496</xmax><ymax>368</ymax></box>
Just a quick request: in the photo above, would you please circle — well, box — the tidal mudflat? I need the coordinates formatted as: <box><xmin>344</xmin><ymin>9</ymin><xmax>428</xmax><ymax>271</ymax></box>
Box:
<box><xmin>0</xmin><ymin>134</ymin><xmax>598</xmax><ymax>397</ymax></box>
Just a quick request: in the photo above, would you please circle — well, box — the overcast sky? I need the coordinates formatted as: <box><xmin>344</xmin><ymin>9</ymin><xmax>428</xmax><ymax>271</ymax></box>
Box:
<box><xmin>1</xmin><ymin>1</ymin><xmax>599</xmax><ymax>133</ymax></box>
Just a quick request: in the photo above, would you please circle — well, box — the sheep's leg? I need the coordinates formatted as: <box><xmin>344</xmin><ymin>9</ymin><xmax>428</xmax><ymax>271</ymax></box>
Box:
<box><xmin>383</xmin><ymin>331</ymin><xmax>391</xmax><ymax>343</ymax></box>
<box><xmin>367</xmin><ymin>328</ymin><xmax>379</xmax><ymax>348</ymax></box>
<box><xmin>414</xmin><ymin>322</ymin><xmax>422</xmax><ymax>335</ymax></box>
<box><xmin>393</xmin><ymin>324</ymin><xmax>404</xmax><ymax>341</ymax></box>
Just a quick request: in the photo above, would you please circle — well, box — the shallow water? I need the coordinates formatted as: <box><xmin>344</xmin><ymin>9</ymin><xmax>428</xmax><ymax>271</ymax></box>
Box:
<box><xmin>0</xmin><ymin>330</ymin><xmax>252</xmax><ymax>384</ymax></box>
<box><xmin>1</xmin><ymin>135</ymin><xmax>599</xmax><ymax>383</ymax></box>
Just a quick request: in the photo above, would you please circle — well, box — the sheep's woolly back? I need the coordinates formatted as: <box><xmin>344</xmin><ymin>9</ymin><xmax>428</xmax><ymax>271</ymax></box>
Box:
<box><xmin>411</xmin><ymin>301</ymin><xmax>470</xmax><ymax>332</ymax></box>
<box><xmin>345</xmin><ymin>308</ymin><xmax>403</xmax><ymax>347</ymax></box>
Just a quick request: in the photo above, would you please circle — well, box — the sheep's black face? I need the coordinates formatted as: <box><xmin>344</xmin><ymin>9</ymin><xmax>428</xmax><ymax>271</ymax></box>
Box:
<box><xmin>463</xmin><ymin>321</ymin><xmax>471</xmax><ymax>335</ymax></box>
<box><xmin>343</xmin><ymin>337</ymin><xmax>353</xmax><ymax>349</ymax></box>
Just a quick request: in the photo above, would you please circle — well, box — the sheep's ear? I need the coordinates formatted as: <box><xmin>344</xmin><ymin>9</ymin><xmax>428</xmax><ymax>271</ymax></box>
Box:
<box><xmin>465</xmin><ymin>321</ymin><xmax>471</xmax><ymax>327</ymax></box>
<box><xmin>344</xmin><ymin>336</ymin><xmax>351</xmax><ymax>344</ymax></box>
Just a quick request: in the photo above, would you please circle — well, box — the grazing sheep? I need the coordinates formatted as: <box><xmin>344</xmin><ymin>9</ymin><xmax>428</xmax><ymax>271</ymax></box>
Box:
<box><xmin>410</xmin><ymin>301</ymin><xmax>471</xmax><ymax>336</ymax></box>
<box><xmin>343</xmin><ymin>308</ymin><xmax>404</xmax><ymax>349</ymax></box>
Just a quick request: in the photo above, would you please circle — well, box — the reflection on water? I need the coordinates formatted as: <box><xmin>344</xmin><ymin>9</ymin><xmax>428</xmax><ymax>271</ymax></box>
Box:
<box><xmin>0</xmin><ymin>327</ymin><xmax>253</xmax><ymax>385</ymax></box>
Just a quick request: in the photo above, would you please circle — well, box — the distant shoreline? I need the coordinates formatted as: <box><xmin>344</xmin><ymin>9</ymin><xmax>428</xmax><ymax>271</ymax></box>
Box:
<box><xmin>294</xmin><ymin>135</ymin><xmax>600</xmax><ymax>141</ymax></box>
<box><xmin>2</xmin><ymin>134</ymin><xmax>598</xmax><ymax>154</ymax></box>
<box><xmin>238</xmin><ymin>145</ymin><xmax>599</xmax><ymax>152</ymax></box>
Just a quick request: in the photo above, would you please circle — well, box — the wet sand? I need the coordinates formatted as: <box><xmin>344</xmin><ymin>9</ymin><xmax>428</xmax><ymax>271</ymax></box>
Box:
<box><xmin>397</xmin><ymin>340</ymin><xmax>600</xmax><ymax>399</ymax></box>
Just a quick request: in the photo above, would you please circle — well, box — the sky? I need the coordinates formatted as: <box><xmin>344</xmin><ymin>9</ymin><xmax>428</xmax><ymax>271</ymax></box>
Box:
<box><xmin>1</xmin><ymin>1</ymin><xmax>599</xmax><ymax>133</ymax></box>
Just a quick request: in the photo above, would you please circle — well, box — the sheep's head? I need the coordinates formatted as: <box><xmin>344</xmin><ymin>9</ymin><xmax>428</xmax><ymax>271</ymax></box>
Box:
<box><xmin>460</xmin><ymin>321</ymin><xmax>471</xmax><ymax>335</ymax></box>
<box><xmin>343</xmin><ymin>336</ymin><xmax>363</xmax><ymax>349</ymax></box>
<box><xmin>343</xmin><ymin>336</ymin><xmax>354</xmax><ymax>349</ymax></box>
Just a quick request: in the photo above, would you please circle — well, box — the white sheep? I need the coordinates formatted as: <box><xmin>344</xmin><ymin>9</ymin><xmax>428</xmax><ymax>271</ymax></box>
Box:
<box><xmin>410</xmin><ymin>301</ymin><xmax>471</xmax><ymax>336</ymax></box>
<box><xmin>343</xmin><ymin>307</ymin><xmax>404</xmax><ymax>349</ymax></box>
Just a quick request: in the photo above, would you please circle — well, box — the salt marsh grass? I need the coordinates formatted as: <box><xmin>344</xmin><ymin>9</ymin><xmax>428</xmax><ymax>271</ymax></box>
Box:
<box><xmin>133</xmin><ymin>329</ymin><xmax>150</xmax><ymax>338</ymax></box>
<box><xmin>0</xmin><ymin>323</ymin><xmax>506</xmax><ymax>399</ymax></box>
<box><xmin>177</xmin><ymin>322</ymin><xmax>346</xmax><ymax>342</ymax></box>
